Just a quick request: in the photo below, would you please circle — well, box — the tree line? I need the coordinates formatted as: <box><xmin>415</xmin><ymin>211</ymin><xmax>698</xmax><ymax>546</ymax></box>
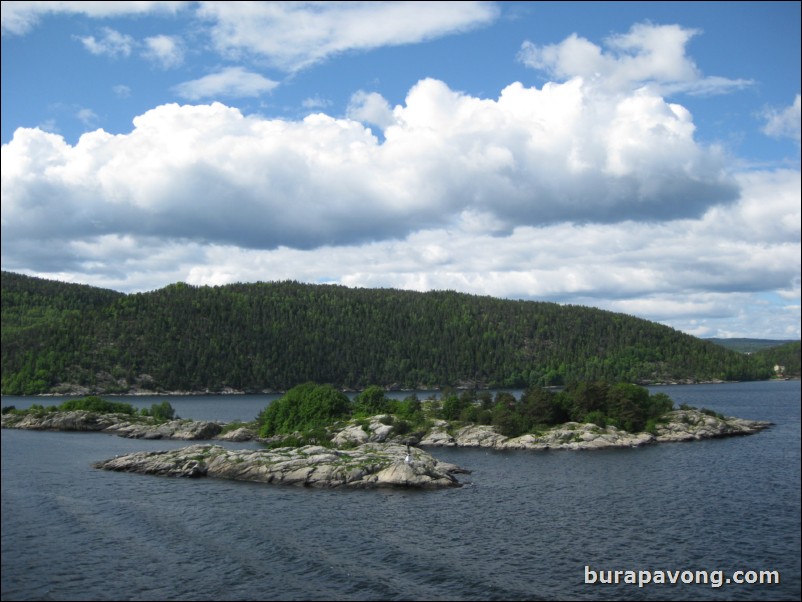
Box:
<box><xmin>2</xmin><ymin>271</ymin><xmax>790</xmax><ymax>395</ymax></box>
<box><xmin>257</xmin><ymin>381</ymin><xmax>678</xmax><ymax>442</ymax></box>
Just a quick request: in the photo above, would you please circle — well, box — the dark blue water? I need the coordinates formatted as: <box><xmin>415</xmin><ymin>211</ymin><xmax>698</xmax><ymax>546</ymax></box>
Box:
<box><xmin>2</xmin><ymin>381</ymin><xmax>800</xmax><ymax>601</ymax></box>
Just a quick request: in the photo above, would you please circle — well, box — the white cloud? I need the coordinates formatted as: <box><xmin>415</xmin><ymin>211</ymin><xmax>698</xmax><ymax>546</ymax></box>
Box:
<box><xmin>346</xmin><ymin>91</ymin><xmax>395</xmax><ymax>129</ymax></box>
<box><xmin>762</xmin><ymin>94</ymin><xmax>802</xmax><ymax>143</ymax></box>
<box><xmin>302</xmin><ymin>95</ymin><xmax>333</xmax><ymax>109</ymax></box>
<box><xmin>172</xmin><ymin>67</ymin><xmax>279</xmax><ymax>100</ymax></box>
<box><xmin>2</xmin><ymin>76</ymin><xmax>739</xmax><ymax>255</ymax></box>
<box><xmin>519</xmin><ymin>23</ymin><xmax>753</xmax><ymax>96</ymax></box>
<box><xmin>197</xmin><ymin>1</ymin><xmax>499</xmax><ymax>71</ymax></box>
<box><xmin>142</xmin><ymin>34</ymin><xmax>184</xmax><ymax>69</ymax></box>
<box><xmin>113</xmin><ymin>84</ymin><xmax>132</xmax><ymax>98</ymax></box>
<box><xmin>2</xmin><ymin>1</ymin><xmax>187</xmax><ymax>35</ymax></box>
<box><xmin>76</xmin><ymin>107</ymin><xmax>100</xmax><ymax>127</ymax></box>
<box><xmin>77</xmin><ymin>27</ymin><xmax>135</xmax><ymax>58</ymax></box>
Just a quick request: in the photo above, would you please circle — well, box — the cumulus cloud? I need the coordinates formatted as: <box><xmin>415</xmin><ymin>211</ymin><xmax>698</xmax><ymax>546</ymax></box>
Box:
<box><xmin>172</xmin><ymin>67</ymin><xmax>279</xmax><ymax>100</ymax></box>
<box><xmin>519</xmin><ymin>23</ymin><xmax>753</xmax><ymax>96</ymax></box>
<box><xmin>197</xmin><ymin>1</ymin><xmax>499</xmax><ymax>71</ymax></box>
<box><xmin>142</xmin><ymin>34</ymin><xmax>184</xmax><ymax>69</ymax></box>
<box><xmin>762</xmin><ymin>94</ymin><xmax>802</xmax><ymax>143</ymax></box>
<box><xmin>1</xmin><ymin>74</ymin><xmax>743</xmax><ymax>273</ymax></box>
<box><xmin>2</xmin><ymin>76</ymin><xmax>740</xmax><ymax>257</ymax></box>
<box><xmin>346</xmin><ymin>91</ymin><xmax>395</xmax><ymax>129</ymax></box>
<box><xmin>1</xmin><ymin>1</ymin><xmax>187</xmax><ymax>35</ymax></box>
<box><xmin>77</xmin><ymin>27</ymin><xmax>135</xmax><ymax>58</ymax></box>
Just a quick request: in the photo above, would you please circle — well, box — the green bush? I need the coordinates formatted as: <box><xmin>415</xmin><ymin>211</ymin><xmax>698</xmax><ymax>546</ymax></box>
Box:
<box><xmin>392</xmin><ymin>419</ymin><xmax>411</xmax><ymax>435</ymax></box>
<box><xmin>352</xmin><ymin>386</ymin><xmax>393</xmax><ymax>416</ymax></box>
<box><xmin>140</xmin><ymin>401</ymin><xmax>176</xmax><ymax>422</ymax></box>
<box><xmin>58</xmin><ymin>396</ymin><xmax>135</xmax><ymax>415</ymax></box>
<box><xmin>258</xmin><ymin>382</ymin><xmax>351</xmax><ymax>437</ymax></box>
<box><xmin>584</xmin><ymin>410</ymin><xmax>607</xmax><ymax>428</ymax></box>
<box><xmin>487</xmin><ymin>382</ymin><xmax>676</xmax><ymax>436</ymax></box>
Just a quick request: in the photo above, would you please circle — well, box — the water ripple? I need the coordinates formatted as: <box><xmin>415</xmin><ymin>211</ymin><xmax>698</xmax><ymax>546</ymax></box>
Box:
<box><xmin>2</xmin><ymin>381</ymin><xmax>800</xmax><ymax>601</ymax></box>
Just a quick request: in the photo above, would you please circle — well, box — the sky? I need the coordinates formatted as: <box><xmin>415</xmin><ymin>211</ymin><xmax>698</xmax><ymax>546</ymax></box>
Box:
<box><xmin>1</xmin><ymin>1</ymin><xmax>800</xmax><ymax>340</ymax></box>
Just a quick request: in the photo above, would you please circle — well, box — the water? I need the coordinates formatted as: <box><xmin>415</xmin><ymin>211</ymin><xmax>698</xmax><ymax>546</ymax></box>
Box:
<box><xmin>2</xmin><ymin>381</ymin><xmax>800</xmax><ymax>601</ymax></box>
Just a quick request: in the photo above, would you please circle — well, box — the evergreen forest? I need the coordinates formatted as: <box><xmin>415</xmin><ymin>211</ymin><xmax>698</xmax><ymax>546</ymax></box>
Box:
<box><xmin>2</xmin><ymin>271</ymin><xmax>796</xmax><ymax>395</ymax></box>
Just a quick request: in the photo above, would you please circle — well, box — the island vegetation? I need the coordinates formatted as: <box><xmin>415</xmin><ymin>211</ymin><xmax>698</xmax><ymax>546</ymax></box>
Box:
<box><xmin>256</xmin><ymin>381</ymin><xmax>683</xmax><ymax>444</ymax></box>
<box><xmin>2</xmin><ymin>383</ymin><xmax>771</xmax><ymax>452</ymax></box>
<box><xmin>3</xmin><ymin>271</ymin><xmax>796</xmax><ymax>396</ymax></box>
<box><xmin>1</xmin><ymin>395</ymin><xmax>176</xmax><ymax>422</ymax></box>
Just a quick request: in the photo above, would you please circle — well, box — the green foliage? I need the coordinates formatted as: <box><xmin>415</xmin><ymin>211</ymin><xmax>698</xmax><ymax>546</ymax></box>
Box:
<box><xmin>1</xmin><ymin>271</ymin><xmax>779</xmax><ymax>394</ymax></box>
<box><xmin>58</xmin><ymin>395</ymin><xmax>135</xmax><ymax>415</ymax></box>
<box><xmin>583</xmin><ymin>410</ymin><xmax>607</xmax><ymax>428</ymax></box>
<box><xmin>392</xmin><ymin>419</ymin><xmax>411</xmax><ymax>435</ymax></box>
<box><xmin>395</xmin><ymin>395</ymin><xmax>427</xmax><ymax>428</ymax></box>
<box><xmin>752</xmin><ymin>341</ymin><xmax>801</xmax><ymax>378</ymax></box>
<box><xmin>257</xmin><ymin>382</ymin><xmax>351</xmax><ymax>437</ymax></box>
<box><xmin>352</xmin><ymin>386</ymin><xmax>393</xmax><ymax>416</ymax></box>
<box><xmin>707</xmin><ymin>338</ymin><xmax>798</xmax><ymax>353</ymax></box>
<box><xmin>489</xmin><ymin>381</ymin><xmax>676</xmax><ymax>436</ymax></box>
<box><xmin>140</xmin><ymin>401</ymin><xmax>176</xmax><ymax>422</ymax></box>
<box><xmin>440</xmin><ymin>391</ymin><xmax>475</xmax><ymax>421</ymax></box>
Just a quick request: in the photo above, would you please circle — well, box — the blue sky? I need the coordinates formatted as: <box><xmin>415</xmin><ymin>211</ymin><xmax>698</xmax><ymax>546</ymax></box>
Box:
<box><xmin>1</xmin><ymin>1</ymin><xmax>800</xmax><ymax>340</ymax></box>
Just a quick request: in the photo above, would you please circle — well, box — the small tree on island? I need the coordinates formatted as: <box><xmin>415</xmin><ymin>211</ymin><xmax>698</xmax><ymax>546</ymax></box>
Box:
<box><xmin>140</xmin><ymin>401</ymin><xmax>176</xmax><ymax>422</ymax></box>
<box><xmin>257</xmin><ymin>382</ymin><xmax>351</xmax><ymax>438</ymax></box>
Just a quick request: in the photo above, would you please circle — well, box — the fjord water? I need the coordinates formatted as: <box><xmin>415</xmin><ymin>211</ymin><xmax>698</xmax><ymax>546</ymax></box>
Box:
<box><xmin>1</xmin><ymin>381</ymin><xmax>800</xmax><ymax>601</ymax></box>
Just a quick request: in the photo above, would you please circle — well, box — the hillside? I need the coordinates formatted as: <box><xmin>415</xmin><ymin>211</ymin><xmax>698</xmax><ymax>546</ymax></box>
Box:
<box><xmin>707</xmin><ymin>338</ymin><xmax>798</xmax><ymax>353</ymax></box>
<box><xmin>1</xmin><ymin>271</ymin><xmax>777</xmax><ymax>395</ymax></box>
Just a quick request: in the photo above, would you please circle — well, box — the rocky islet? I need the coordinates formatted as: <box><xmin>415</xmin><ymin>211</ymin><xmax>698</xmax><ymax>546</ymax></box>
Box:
<box><xmin>2</xmin><ymin>407</ymin><xmax>772</xmax><ymax>489</ymax></box>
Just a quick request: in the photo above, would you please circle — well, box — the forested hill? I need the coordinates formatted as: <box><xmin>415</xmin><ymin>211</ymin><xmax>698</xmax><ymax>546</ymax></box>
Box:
<box><xmin>707</xmin><ymin>338</ymin><xmax>798</xmax><ymax>353</ymax></box>
<box><xmin>1</xmin><ymin>271</ymin><xmax>781</xmax><ymax>395</ymax></box>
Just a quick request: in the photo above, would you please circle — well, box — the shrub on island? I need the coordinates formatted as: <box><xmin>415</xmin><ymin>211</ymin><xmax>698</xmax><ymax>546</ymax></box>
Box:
<box><xmin>257</xmin><ymin>382</ymin><xmax>351</xmax><ymax>439</ymax></box>
<box><xmin>59</xmin><ymin>395</ymin><xmax>136</xmax><ymax>415</ymax></box>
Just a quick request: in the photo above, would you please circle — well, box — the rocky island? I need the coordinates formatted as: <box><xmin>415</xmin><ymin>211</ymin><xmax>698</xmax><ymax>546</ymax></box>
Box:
<box><xmin>93</xmin><ymin>442</ymin><xmax>466</xmax><ymax>489</ymax></box>
<box><xmin>1</xmin><ymin>384</ymin><xmax>774</xmax><ymax>490</ymax></box>
<box><xmin>0</xmin><ymin>410</ymin><xmax>224</xmax><ymax>440</ymax></box>
<box><xmin>0</xmin><ymin>406</ymin><xmax>772</xmax><ymax>449</ymax></box>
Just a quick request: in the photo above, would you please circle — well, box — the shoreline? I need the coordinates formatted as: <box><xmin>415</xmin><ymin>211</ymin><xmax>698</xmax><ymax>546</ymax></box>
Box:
<box><xmin>2</xmin><ymin>407</ymin><xmax>773</xmax><ymax>449</ymax></box>
<box><xmin>2</xmin><ymin>408</ymin><xmax>773</xmax><ymax>489</ymax></box>
<box><xmin>3</xmin><ymin>376</ymin><xmax>797</xmax><ymax>399</ymax></box>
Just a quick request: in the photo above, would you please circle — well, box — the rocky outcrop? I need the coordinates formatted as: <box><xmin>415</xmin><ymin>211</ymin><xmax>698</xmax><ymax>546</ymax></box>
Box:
<box><xmin>653</xmin><ymin>409</ymin><xmax>771</xmax><ymax>442</ymax></box>
<box><xmin>1</xmin><ymin>410</ymin><xmax>125</xmax><ymax>432</ymax></box>
<box><xmin>102</xmin><ymin>419</ymin><xmax>223</xmax><ymax>440</ymax></box>
<box><xmin>330</xmin><ymin>415</ymin><xmax>395</xmax><ymax>446</ymax></box>
<box><xmin>93</xmin><ymin>443</ymin><xmax>464</xmax><ymax>489</ymax></box>
<box><xmin>417</xmin><ymin>410</ymin><xmax>771</xmax><ymax>451</ymax></box>
<box><xmin>419</xmin><ymin>420</ymin><xmax>654</xmax><ymax>450</ymax></box>
<box><xmin>1</xmin><ymin>410</ymin><xmax>222</xmax><ymax>440</ymax></box>
<box><xmin>3</xmin><ymin>408</ymin><xmax>771</xmax><ymax>449</ymax></box>
<box><xmin>215</xmin><ymin>426</ymin><xmax>258</xmax><ymax>442</ymax></box>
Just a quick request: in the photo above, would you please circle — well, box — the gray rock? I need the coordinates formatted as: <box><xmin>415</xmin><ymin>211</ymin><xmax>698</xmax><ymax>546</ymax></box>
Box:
<box><xmin>415</xmin><ymin>411</ymin><xmax>769</xmax><ymax>451</ymax></box>
<box><xmin>215</xmin><ymin>426</ymin><xmax>256</xmax><ymax>442</ymax></box>
<box><xmin>94</xmin><ymin>443</ymin><xmax>464</xmax><ymax>489</ymax></box>
<box><xmin>1</xmin><ymin>411</ymin><xmax>222</xmax><ymax>440</ymax></box>
<box><xmin>654</xmin><ymin>409</ymin><xmax>771</xmax><ymax>442</ymax></box>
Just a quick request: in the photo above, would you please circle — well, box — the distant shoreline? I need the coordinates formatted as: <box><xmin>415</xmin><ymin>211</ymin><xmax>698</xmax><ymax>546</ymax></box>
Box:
<box><xmin>5</xmin><ymin>376</ymin><xmax>797</xmax><ymax>398</ymax></box>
